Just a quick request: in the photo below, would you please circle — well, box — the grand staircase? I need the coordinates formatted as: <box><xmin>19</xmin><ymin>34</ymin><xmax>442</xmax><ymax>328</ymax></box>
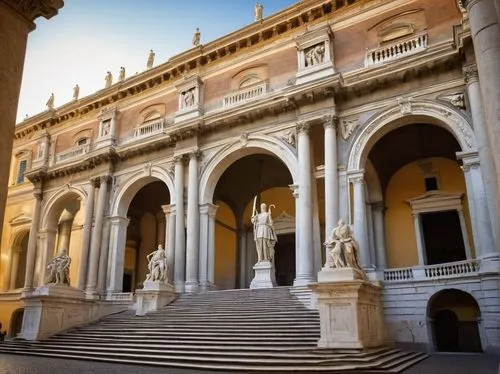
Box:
<box><xmin>0</xmin><ymin>287</ymin><xmax>427</xmax><ymax>372</ymax></box>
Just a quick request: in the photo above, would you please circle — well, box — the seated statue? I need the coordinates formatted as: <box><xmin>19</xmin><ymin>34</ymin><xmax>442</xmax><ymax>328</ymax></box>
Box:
<box><xmin>45</xmin><ymin>249</ymin><xmax>71</xmax><ymax>285</ymax></box>
<box><xmin>145</xmin><ymin>244</ymin><xmax>168</xmax><ymax>283</ymax></box>
<box><xmin>324</xmin><ymin>219</ymin><xmax>364</xmax><ymax>272</ymax></box>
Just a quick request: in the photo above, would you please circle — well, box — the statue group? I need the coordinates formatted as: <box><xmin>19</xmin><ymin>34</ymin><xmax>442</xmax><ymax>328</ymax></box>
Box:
<box><xmin>324</xmin><ymin>219</ymin><xmax>363</xmax><ymax>271</ymax></box>
<box><xmin>145</xmin><ymin>244</ymin><xmax>168</xmax><ymax>283</ymax></box>
<box><xmin>45</xmin><ymin>249</ymin><xmax>71</xmax><ymax>285</ymax></box>
<box><xmin>251</xmin><ymin>200</ymin><xmax>277</xmax><ymax>263</ymax></box>
<box><xmin>305</xmin><ymin>44</ymin><xmax>326</xmax><ymax>67</ymax></box>
<box><xmin>182</xmin><ymin>88</ymin><xmax>196</xmax><ymax>108</ymax></box>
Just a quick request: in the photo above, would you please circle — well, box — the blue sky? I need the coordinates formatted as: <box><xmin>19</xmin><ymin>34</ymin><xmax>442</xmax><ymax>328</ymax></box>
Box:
<box><xmin>17</xmin><ymin>0</ymin><xmax>297</xmax><ymax>122</ymax></box>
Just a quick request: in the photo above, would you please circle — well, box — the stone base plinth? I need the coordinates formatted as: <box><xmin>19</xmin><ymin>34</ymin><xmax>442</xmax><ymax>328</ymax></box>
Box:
<box><xmin>310</xmin><ymin>276</ymin><xmax>385</xmax><ymax>349</ymax></box>
<box><xmin>295</xmin><ymin>62</ymin><xmax>335</xmax><ymax>85</ymax></box>
<box><xmin>136</xmin><ymin>281</ymin><xmax>176</xmax><ymax>316</ymax></box>
<box><xmin>250</xmin><ymin>261</ymin><xmax>277</xmax><ymax>289</ymax></box>
<box><xmin>18</xmin><ymin>285</ymin><xmax>108</xmax><ymax>341</ymax></box>
<box><xmin>318</xmin><ymin>267</ymin><xmax>366</xmax><ymax>283</ymax></box>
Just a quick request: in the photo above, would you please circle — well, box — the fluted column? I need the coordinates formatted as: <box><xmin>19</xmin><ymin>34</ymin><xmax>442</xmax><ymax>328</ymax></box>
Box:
<box><xmin>77</xmin><ymin>179</ymin><xmax>96</xmax><ymax>289</ymax></box>
<box><xmin>23</xmin><ymin>189</ymin><xmax>43</xmax><ymax>290</ymax></box>
<box><xmin>324</xmin><ymin>115</ymin><xmax>339</xmax><ymax>239</ymax></box>
<box><xmin>372</xmin><ymin>203</ymin><xmax>387</xmax><ymax>269</ymax></box>
<box><xmin>185</xmin><ymin>151</ymin><xmax>201</xmax><ymax>292</ymax></box>
<box><xmin>294</xmin><ymin>122</ymin><xmax>315</xmax><ymax>286</ymax></box>
<box><xmin>464</xmin><ymin>0</ymin><xmax>500</xmax><ymax>215</ymax></box>
<box><xmin>463</xmin><ymin>64</ymin><xmax>500</xmax><ymax>252</ymax></box>
<box><xmin>162</xmin><ymin>204</ymin><xmax>175</xmax><ymax>283</ymax></box>
<box><xmin>173</xmin><ymin>156</ymin><xmax>186</xmax><ymax>292</ymax></box>
<box><xmin>351</xmin><ymin>172</ymin><xmax>371</xmax><ymax>268</ymax></box>
<box><xmin>86</xmin><ymin>176</ymin><xmax>109</xmax><ymax>295</ymax></box>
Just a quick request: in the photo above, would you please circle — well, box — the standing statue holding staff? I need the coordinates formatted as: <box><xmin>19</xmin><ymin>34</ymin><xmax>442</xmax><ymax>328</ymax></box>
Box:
<box><xmin>251</xmin><ymin>197</ymin><xmax>277</xmax><ymax>263</ymax></box>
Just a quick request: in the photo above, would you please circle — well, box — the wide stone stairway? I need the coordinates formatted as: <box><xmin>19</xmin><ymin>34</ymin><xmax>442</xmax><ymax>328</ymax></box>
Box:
<box><xmin>0</xmin><ymin>287</ymin><xmax>426</xmax><ymax>372</ymax></box>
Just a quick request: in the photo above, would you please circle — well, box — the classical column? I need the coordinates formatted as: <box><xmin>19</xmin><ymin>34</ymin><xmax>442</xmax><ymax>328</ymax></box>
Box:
<box><xmin>372</xmin><ymin>203</ymin><xmax>387</xmax><ymax>269</ymax></box>
<box><xmin>97</xmin><ymin>217</ymin><xmax>111</xmax><ymax>292</ymax></box>
<box><xmin>0</xmin><ymin>1</ymin><xmax>63</xmax><ymax>249</ymax></box>
<box><xmin>86</xmin><ymin>176</ymin><xmax>109</xmax><ymax>294</ymax></box>
<box><xmin>106</xmin><ymin>216</ymin><xmax>129</xmax><ymax>293</ymax></box>
<box><xmin>185</xmin><ymin>151</ymin><xmax>201</xmax><ymax>292</ymax></box>
<box><xmin>77</xmin><ymin>179</ymin><xmax>96</xmax><ymax>289</ymax></box>
<box><xmin>457</xmin><ymin>207</ymin><xmax>473</xmax><ymax>260</ymax></box>
<box><xmin>324</xmin><ymin>115</ymin><xmax>339</xmax><ymax>239</ymax></box>
<box><xmin>162</xmin><ymin>204</ymin><xmax>175</xmax><ymax>283</ymax></box>
<box><xmin>199</xmin><ymin>203</ymin><xmax>218</xmax><ymax>290</ymax></box>
<box><xmin>207</xmin><ymin>204</ymin><xmax>217</xmax><ymax>286</ymax></box>
<box><xmin>294</xmin><ymin>122</ymin><xmax>315</xmax><ymax>286</ymax></box>
<box><xmin>463</xmin><ymin>64</ymin><xmax>500</xmax><ymax>252</ymax></box>
<box><xmin>464</xmin><ymin>0</ymin><xmax>500</xmax><ymax>219</ymax></box>
<box><xmin>156</xmin><ymin>211</ymin><xmax>166</xmax><ymax>248</ymax></box>
<box><xmin>9</xmin><ymin>246</ymin><xmax>21</xmax><ymax>289</ymax></box>
<box><xmin>173</xmin><ymin>156</ymin><xmax>186</xmax><ymax>292</ymax></box>
<box><xmin>413</xmin><ymin>213</ymin><xmax>426</xmax><ymax>266</ymax></box>
<box><xmin>23</xmin><ymin>189</ymin><xmax>43</xmax><ymax>290</ymax></box>
<box><xmin>56</xmin><ymin>220</ymin><xmax>72</xmax><ymax>252</ymax></box>
<box><xmin>238</xmin><ymin>228</ymin><xmax>247</xmax><ymax>288</ymax></box>
<box><xmin>351</xmin><ymin>172</ymin><xmax>371</xmax><ymax>268</ymax></box>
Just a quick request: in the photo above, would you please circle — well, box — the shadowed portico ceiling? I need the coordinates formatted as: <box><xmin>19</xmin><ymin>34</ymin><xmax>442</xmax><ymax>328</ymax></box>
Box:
<box><xmin>214</xmin><ymin>154</ymin><xmax>293</xmax><ymax>214</ymax></box>
<box><xmin>368</xmin><ymin>123</ymin><xmax>461</xmax><ymax>197</ymax></box>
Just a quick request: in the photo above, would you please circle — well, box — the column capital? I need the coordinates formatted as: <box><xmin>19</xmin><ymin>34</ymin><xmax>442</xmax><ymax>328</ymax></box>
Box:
<box><xmin>33</xmin><ymin>189</ymin><xmax>43</xmax><ymax>201</ymax></box>
<box><xmin>108</xmin><ymin>215</ymin><xmax>130</xmax><ymax>226</ymax></box>
<box><xmin>200</xmin><ymin>203</ymin><xmax>218</xmax><ymax>217</ymax></box>
<box><xmin>189</xmin><ymin>149</ymin><xmax>202</xmax><ymax>160</ymax></box>
<box><xmin>322</xmin><ymin>114</ymin><xmax>338</xmax><ymax>130</ymax></box>
<box><xmin>173</xmin><ymin>154</ymin><xmax>187</xmax><ymax>164</ymax></box>
<box><xmin>295</xmin><ymin>121</ymin><xmax>310</xmax><ymax>134</ymax></box>
<box><xmin>2</xmin><ymin>0</ymin><xmax>64</xmax><ymax>23</ymax></box>
<box><xmin>289</xmin><ymin>184</ymin><xmax>299</xmax><ymax>198</ymax></box>
<box><xmin>371</xmin><ymin>202</ymin><xmax>387</xmax><ymax>213</ymax></box>
<box><xmin>348</xmin><ymin>170</ymin><xmax>365</xmax><ymax>184</ymax></box>
<box><xmin>162</xmin><ymin>204</ymin><xmax>176</xmax><ymax>214</ymax></box>
<box><xmin>463</xmin><ymin>64</ymin><xmax>479</xmax><ymax>84</ymax></box>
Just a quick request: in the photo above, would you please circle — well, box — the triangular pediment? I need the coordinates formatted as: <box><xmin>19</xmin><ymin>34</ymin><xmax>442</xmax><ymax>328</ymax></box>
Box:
<box><xmin>407</xmin><ymin>191</ymin><xmax>463</xmax><ymax>214</ymax></box>
<box><xmin>9</xmin><ymin>213</ymin><xmax>32</xmax><ymax>227</ymax></box>
<box><xmin>273</xmin><ymin>210</ymin><xmax>295</xmax><ymax>234</ymax></box>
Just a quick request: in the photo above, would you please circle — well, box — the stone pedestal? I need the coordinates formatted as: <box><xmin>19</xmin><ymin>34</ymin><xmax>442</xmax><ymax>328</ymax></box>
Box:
<box><xmin>310</xmin><ymin>268</ymin><xmax>384</xmax><ymax>349</ymax></box>
<box><xmin>135</xmin><ymin>281</ymin><xmax>176</xmax><ymax>316</ymax></box>
<box><xmin>18</xmin><ymin>285</ymin><xmax>94</xmax><ymax>341</ymax></box>
<box><xmin>250</xmin><ymin>261</ymin><xmax>277</xmax><ymax>289</ymax></box>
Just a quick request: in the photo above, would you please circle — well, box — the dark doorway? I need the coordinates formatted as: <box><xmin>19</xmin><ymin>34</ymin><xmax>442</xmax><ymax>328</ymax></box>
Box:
<box><xmin>275</xmin><ymin>233</ymin><xmax>295</xmax><ymax>286</ymax></box>
<box><xmin>422</xmin><ymin>211</ymin><xmax>466</xmax><ymax>265</ymax></box>
<box><xmin>9</xmin><ymin>308</ymin><xmax>24</xmax><ymax>338</ymax></box>
<box><xmin>434</xmin><ymin>309</ymin><xmax>460</xmax><ymax>352</ymax></box>
<box><xmin>122</xmin><ymin>271</ymin><xmax>133</xmax><ymax>293</ymax></box>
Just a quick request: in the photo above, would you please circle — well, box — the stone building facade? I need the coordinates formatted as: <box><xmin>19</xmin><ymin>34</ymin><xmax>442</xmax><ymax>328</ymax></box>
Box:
<box><xmin>1</xmin><ymin>0</ymin><xmax>499</xmax><ymax>353</ymax></box>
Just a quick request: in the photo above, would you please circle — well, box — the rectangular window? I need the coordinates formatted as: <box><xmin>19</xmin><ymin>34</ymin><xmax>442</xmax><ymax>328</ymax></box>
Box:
<box><xmin>16</xmin><ymin>160</ymin><xmax>27</xmax><ymax>184</ymax></box>
<box><xmin>425</xmin><ymin>177</ymin><xmax>438</xmax><ymax>191</ymax></box>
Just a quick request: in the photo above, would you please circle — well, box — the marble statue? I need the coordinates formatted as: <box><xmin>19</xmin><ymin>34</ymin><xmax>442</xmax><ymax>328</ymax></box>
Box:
<box><xmin>118</xmin><ymin>66</ymin><xmax>125</xmax><ymax>82</ymax></box>
<box><xmin>105</xmin><ymin>71</ymin><xmax>113</xmax><ymax>88</ymax></box>
<box><xmin>325</xmin><ymin>219</ymin><xmax>363</xmax><ymax>271</ymax></box>
<box><xmin>182</xmin><ymin>88</ymin><xmax>195</xmax><ymax>108</ymax></box>
<box><xmin>46</xmin><ymin>93</ymin><xmax>55</xmax><ymax>110</ymax></box>
<box><xmin>305</xmin><ymin>44</ymin><xmax>325</xmax><ymax>67</ymax></box>
<box><xmin>251</xmin><ymin>200</ymin><xmax>277</xmax><ymax>263</ymax></box>
<box><xmin>45</xmin><ymin>249</ymin><xmax>71</xmax><ymax>285</ymax></box>
<box><xmin>101</xmin><ymin>120</ymin><xmax>110</xmax><ymax>137</ymax></box>
<box><xmin>147</xmin><ymin>49</ymin><xmax>155</xmax><ymax>69</ymax></box>
<box><xmin>192</xmin><ymin>28</ymin><xmax>201</xmax><ymax>46</ymax></box>
<box><xmin>254</xmin><ymin>2</ymin><xmax>263</xmax><ymax>21</ymax></box>
<box><xmin>145</xmin><ymin>244</ymin><xmax>168</xmax><ymax>282</ymax></box>
<box><xmin>72</xmin><ymin>84</ymin><xmax>80</xmax><ymax>101</ymax></box>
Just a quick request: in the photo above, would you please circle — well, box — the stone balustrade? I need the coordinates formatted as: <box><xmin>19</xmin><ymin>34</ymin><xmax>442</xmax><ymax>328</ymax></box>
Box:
<box><xmin>383</xmin><ymin>259</ymin><xmax>480</xmax><ymax>283</ymax></box>
<box><xmin>105</xmin><ymin>292</ymin><xmax>134</xmax><ymax>303</ymax></box>
<box><xmin>55</xmin><ymin>142</ymin><xmax>91</xmax><ymax>164</ymax></box>
<box><xmin>223</xmin><ymin>82</ymin><xmax>267</xmax><ymax>108</ymax></box>
<box><xmin>133</xmin><ymin>118</ymin><xmax>166</xmax><ymax>140</ymax></box>
<box><xmin>365</xmin><ymin>32</ymin><xmax>428</xmax><ymax>67</ymax></box>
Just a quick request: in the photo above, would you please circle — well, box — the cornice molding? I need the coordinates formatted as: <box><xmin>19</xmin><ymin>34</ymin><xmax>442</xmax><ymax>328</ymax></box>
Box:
<box><xmin>1</xmin><ymin>0</ymin><xmax>63</xmax><ymax>23</ymax></box>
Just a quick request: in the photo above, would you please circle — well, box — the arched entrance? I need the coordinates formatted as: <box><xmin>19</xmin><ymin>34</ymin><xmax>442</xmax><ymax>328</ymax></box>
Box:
<box><xmin>8</xmin><ymin>230</ymin><xmax>29</xmax><ymax>289</ymax></box>
<box><xmin>123</xmin><ymin>179</ymin><xmax>171</xmax><ymax>292</ymax></box>
<box><xmin>428</xmin><ymin>289</ymin><xmax>483</xmax><ymax>352</ymax></box>
<box><xmin>8</xmin><ymin>308</ymin><xmax>24</xmax><ymax>338</ymax></box>
<box><xmin>199</xmin><ymin>136</ymin><xmax>298</xmax><ymax>290</ymax></box>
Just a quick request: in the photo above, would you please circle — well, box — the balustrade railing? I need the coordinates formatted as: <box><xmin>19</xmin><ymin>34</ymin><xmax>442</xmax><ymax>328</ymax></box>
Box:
<box><xmin>365</xmin><ymin>33</ymin><xmax>428</xmax><ymax>66</ymax></box>
<box><xmin>106</xmin><ymin>292</ymin><xmax>134</xmax><ymax>302</ymax></box>
<box><xmin>133</xmin><ymin>118</ymin><xmax>166</xmax><ymax>139</ymax></box>
<box><xmin>55</xmin><ymin>143</ymin><xmax>91</xmax><ymax>163</ymax></box>
<box><xmin>383</xmin><ymin>259</ymin><xmax>480</xmax><ymax>283</ymax></box>
<box><xmin>223</xmin><ymin>82</ymin><xmax>267</xmax><ymax>108</ymax></box>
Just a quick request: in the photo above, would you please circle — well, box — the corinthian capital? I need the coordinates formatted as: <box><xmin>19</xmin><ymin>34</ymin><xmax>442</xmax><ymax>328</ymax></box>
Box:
<box><xmin>2</xmin><ymin>0</ymin><xmax>64</xmax><ymax>23</ymax></box>
<box><xmin>322</xmin><ymin>114</ymin><xmax>337</xmax><ymax>130</ymax></box>
<box><xmin>296</xmin><ymin>121</ymin><xmax>310</xmax><ymax>134</ymax></box>
<box><xmin>463</xmin><ymin>64</ymin><xmax>479</xmax><ymax>84</ymax></box>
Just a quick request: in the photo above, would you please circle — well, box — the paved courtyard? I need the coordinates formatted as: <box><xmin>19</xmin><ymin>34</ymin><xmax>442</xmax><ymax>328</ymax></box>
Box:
<box><xmin>0</xmin><ymin>352</ymin><xmax>498</xmax><ymax>374</ymax></box>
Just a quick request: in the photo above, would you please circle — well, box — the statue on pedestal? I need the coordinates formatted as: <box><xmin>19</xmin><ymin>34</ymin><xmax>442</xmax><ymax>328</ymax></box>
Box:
<box><xmin>325</xmin><ymin>219</ymin><xmax>363</xmax><ymax>271</ymax></box>
<box><xmin>192</xmin><ymin>28</ymin><xmax>201</xmax><ymax>46</ymax></box>
<box><xmin>45</xmin><ymin>249</ymin><xmax>71</xmax><ymax>285</ymax></box>
<box><xmin>46</xmin><ymin>93</ymin><xmax>55</xmax><ymax>110</ymax></box>
<box><xmin>118</xmin><ymin>66</ymin><xmax>126</xmax><ymax>82</ymax></box>
<box><xmin>72</xmin><ymin>84</ymin><xmax>80</xmax><ymax>101</ymax></box>
<box><xmin>251</xmin><ymin>199</ymin><xmax>277</xmax><ymax>263</ymax></box>
<box><xmin>182</xmin><ymin>88</ymin><xmax>195</xmax><ymax>108</ymax></box>
<box><xmin>147</xmin><ymin>49</ymin><xmax>155</xmax><ymax>69</ymax></box>
<box><xmin>145</xmin><ymin>244</ymin><xmax>168</xmax><ymax>282</ymax></box>
<box><xmin>254</xmin><ymin>2</ymin><xmax>263</xmax><ymax>21</ymax></box>
<box><xmin>104</xmin><ymin>71</ymin><xmax>113</xmax><ymax>88</ymax></box>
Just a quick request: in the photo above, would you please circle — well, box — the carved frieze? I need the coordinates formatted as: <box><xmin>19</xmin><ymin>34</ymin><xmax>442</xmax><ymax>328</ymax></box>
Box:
<box><xmin>339</xmin><ymin>117</ymin><xmax>359</xmax><ymax>140</ymax></box>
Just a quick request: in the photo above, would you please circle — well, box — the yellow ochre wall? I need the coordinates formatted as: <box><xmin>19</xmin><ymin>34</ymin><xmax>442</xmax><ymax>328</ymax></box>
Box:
<box><xmin>214</xmin><ymin>201</ymin><xmax>237</xmax><ymax>290</ymax></box>
<box><xmin>385</xmin><ymin>157</ymin><xmax>474</xmax><ymax>268</ymax></box>
<box><xmin>242</xmin><ymin>187</ymin><xmax>296</xmax><ymax>224</ymax></box>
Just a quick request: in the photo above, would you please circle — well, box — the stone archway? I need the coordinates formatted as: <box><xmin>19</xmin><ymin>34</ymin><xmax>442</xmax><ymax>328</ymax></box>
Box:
<box><xmin>427</xmin><ymin>288</ymin><xmax>483</xmax><ymax>353</ymax></box>
<box><xmin>107</xmin><ymin>168</ymin><xmax>174</xmax><ymax>293</ymax></box>
<box><xmin>7</xmin><ymin>229</ymin><xmax>30</xmax><ymax>290</ymax></box>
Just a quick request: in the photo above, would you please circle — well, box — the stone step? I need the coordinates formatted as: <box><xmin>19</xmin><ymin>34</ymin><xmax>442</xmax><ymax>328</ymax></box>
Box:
<box><xmin>57</xmin><ymin>333</ymin><xmax>320</xmax><ymax>341</ymax></box>
<box><xmin>80</xmin><ymin>325</ymin><xmax>319</xmax><ymax>333</ymax></box>
<box><xmin>97</xmin><ymin>319</ymin><xmax>319</xmax><ymax>326</ymax></box>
